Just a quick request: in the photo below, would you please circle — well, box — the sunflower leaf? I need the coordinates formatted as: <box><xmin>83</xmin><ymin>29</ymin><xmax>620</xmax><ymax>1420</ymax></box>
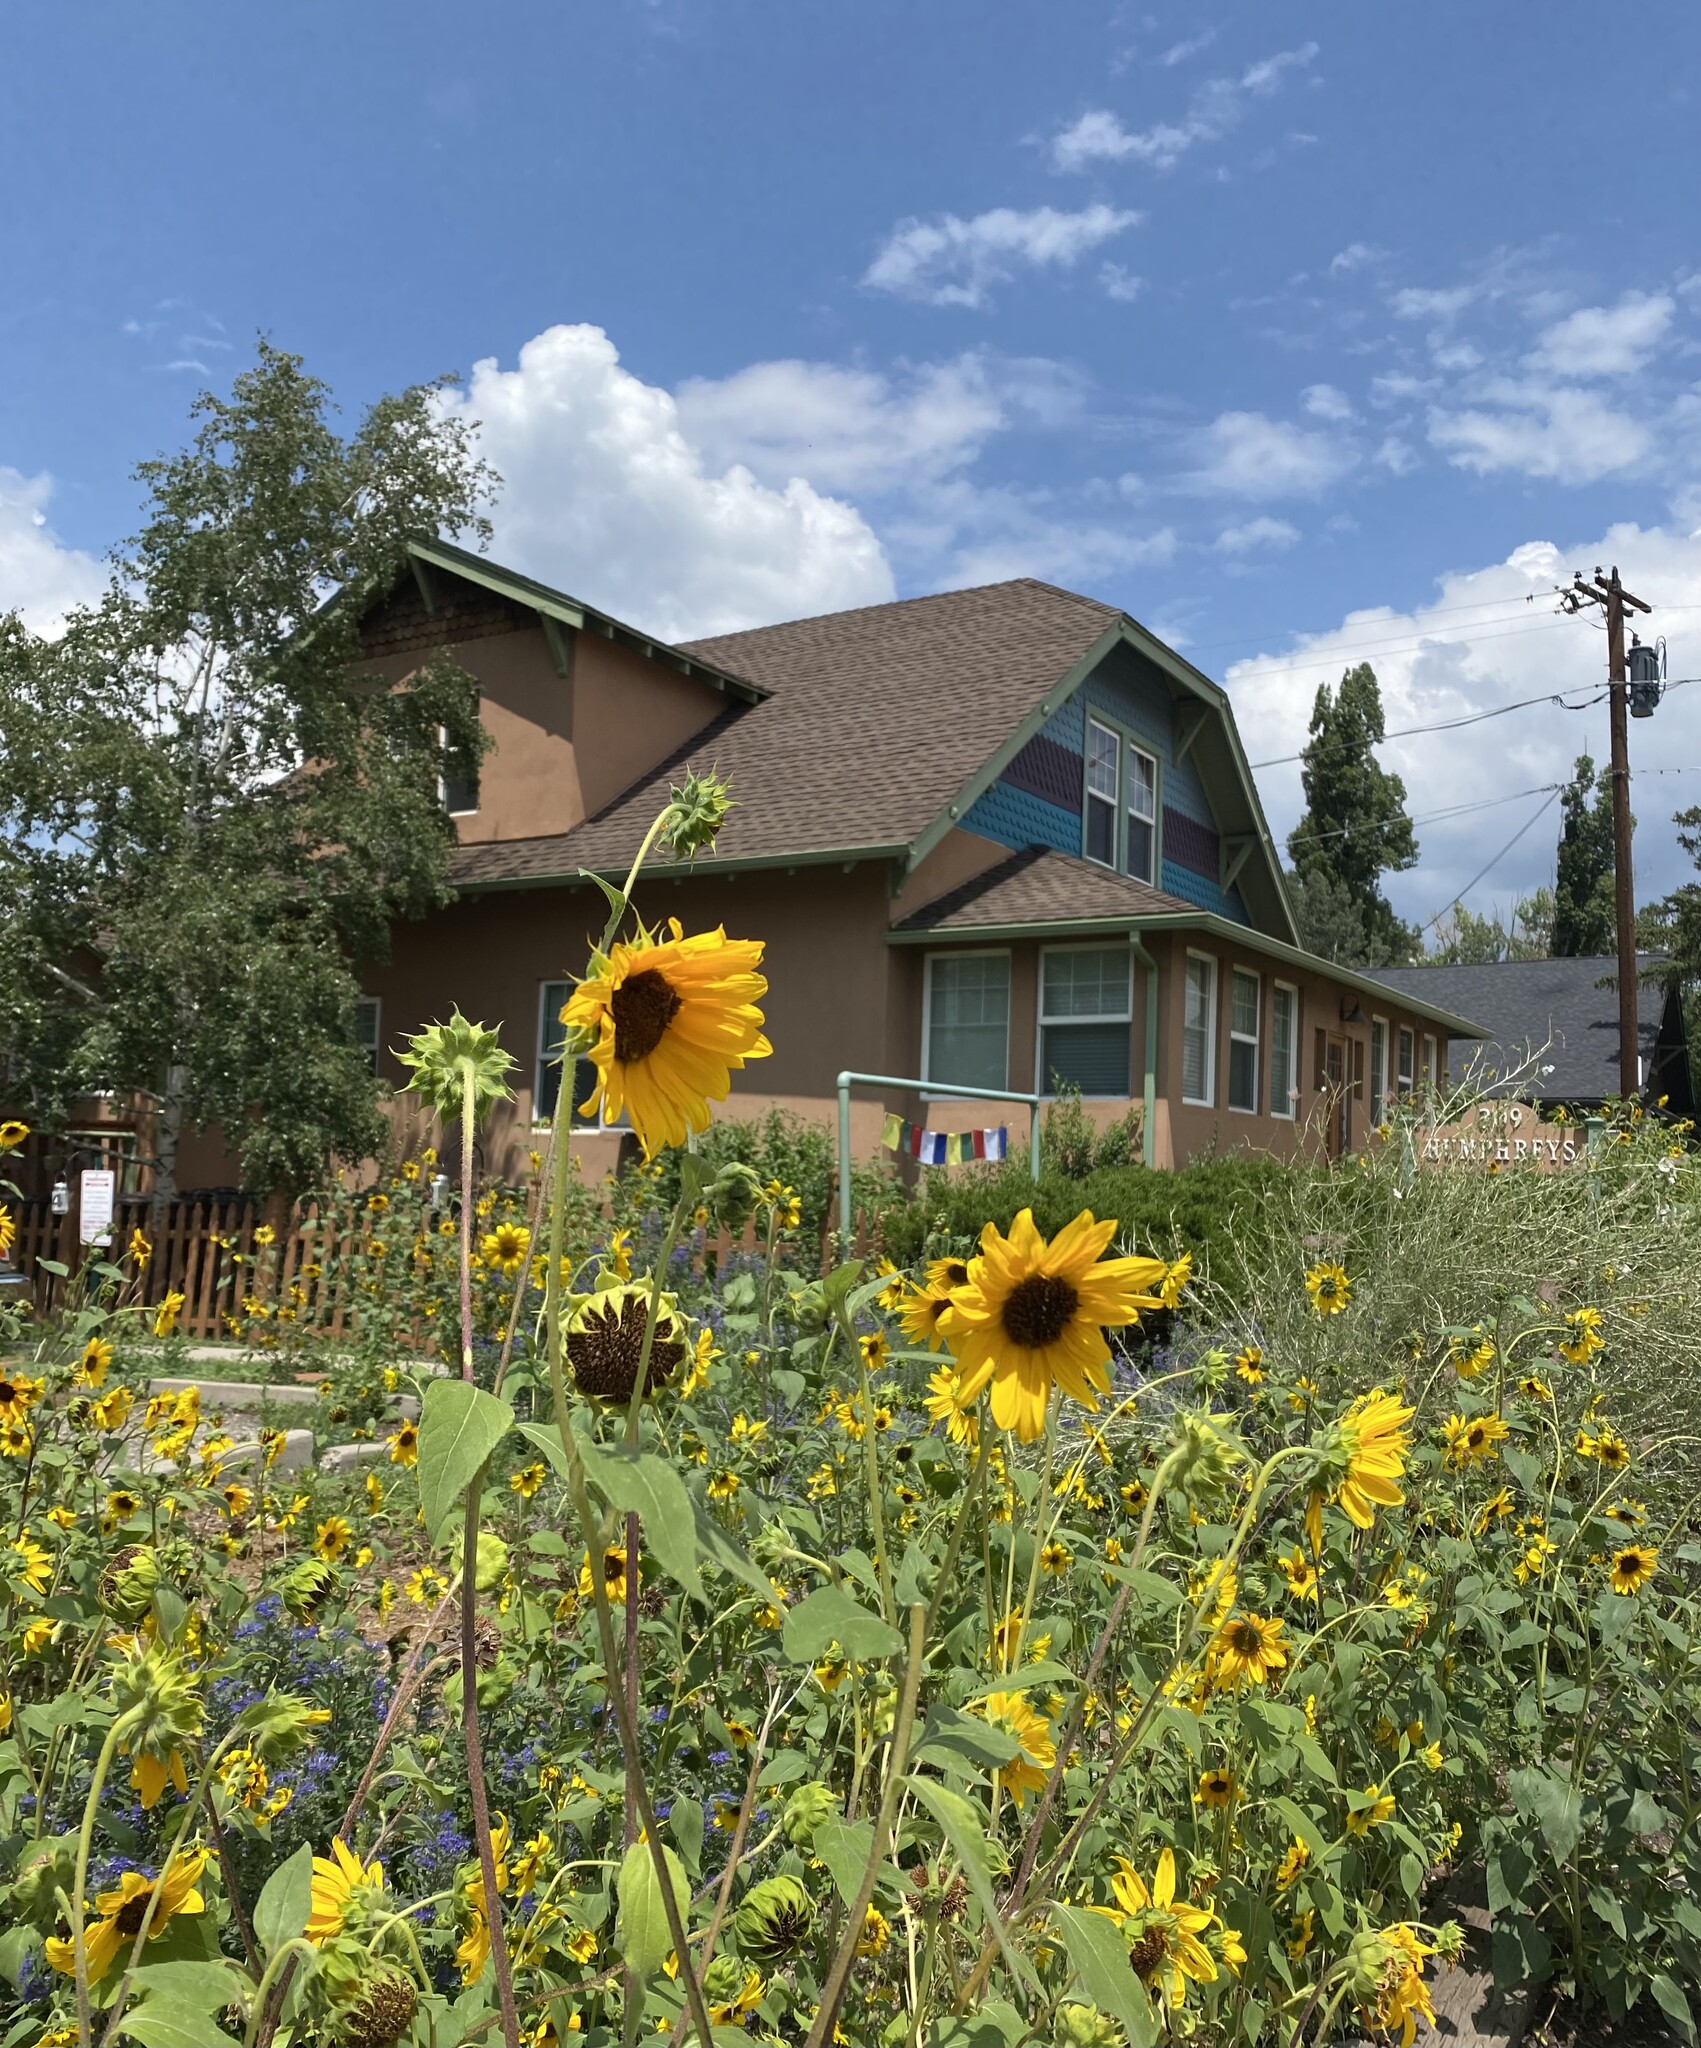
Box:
<box><xmin>416</xmin><ymin>1380</ymin><xmax>514</xmax><ymax>1535</ymax></box>
<box><xmin>615</xmin><ymin>1839</ymin><xmax>690</xmax><ymax>1980</ymax></box>
<box><xmin>908</xmin><ymin>1778</ymin><xmax>1042</xmax><ymax>1997</ymax></box>
<box><xmin>253</xmin><ymin>1841</ymin><xmax>313</xmax><ymax>1959</ymax></box>
<box><xmin>1048</xmin><ymin>1902</ymin><xmax>1158</xmax><ymax>2046</ymax></box>
<box><xmin>116</xmin><ymin>1990</ymin><xmax>242</xmax><ymax>2047</ymax></box>
<box><xmin>575</xmin><ymin>1426</ymin><xmax>701</xmax><ymax>1597</ymax></box>
<box><xmin>782</xmin><ymin>1584</ymin><xmax>902</xmax><ymax>1663</ymax></box>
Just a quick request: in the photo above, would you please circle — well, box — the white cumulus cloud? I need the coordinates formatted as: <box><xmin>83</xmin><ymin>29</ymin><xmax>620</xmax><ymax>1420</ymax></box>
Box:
<box><xmin>1188</xmin><ymin>411</ymin><xmax>1357</xmax><ymax>498</ymax></box>
<box><xmin>862</xmin><ymin>204</ymin><xmax>1139</xmax><ymax>310</ymax></box>
<box><xmin>1428</xmin><ymin>383</ymin><xmax>1653</xmax><ymax>484</ymax></box>
<box><xmin>1526</xmin><ymin>291</ymin><xmax>1675</xmax><ymax>379</ymax></box>
<box><xmin>1216</xmin><ymin>516</ymin><xmax>1300</xmax><ymax>554</ymax></box>
<box><xmin>1227</xmin><ymin>522</ymin><xmax>1701</xmax><ymax>921</ymax></box>
<box><xmin>0</xmin><ymin>469</ymin><xmax>105</xmax><ymax>633</ymax></box>
<box><xmin>438</xmin><ymin>325</ymin><xmax>894</xmax><ymax>642</ymax></box>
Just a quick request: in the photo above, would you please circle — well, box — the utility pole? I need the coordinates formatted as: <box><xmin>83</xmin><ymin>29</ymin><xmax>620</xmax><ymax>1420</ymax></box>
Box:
<box><xmin>1559</xmin><ymin>566</ymin><xmax>1653</xmax><ymax>1100</ymax></box>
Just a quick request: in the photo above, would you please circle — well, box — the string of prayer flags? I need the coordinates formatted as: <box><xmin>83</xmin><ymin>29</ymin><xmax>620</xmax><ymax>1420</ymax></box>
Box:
<box><xmin>880</xmin><ymin>1113</ymin><xmax>1007</xmax><ymax>1165</ymax></box>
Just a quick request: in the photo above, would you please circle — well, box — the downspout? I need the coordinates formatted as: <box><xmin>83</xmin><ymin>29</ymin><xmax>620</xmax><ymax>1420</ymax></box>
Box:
<box><xmin>1130</xmin><ymin>934</ymin><xmax>1159</xmax><ymax>1169</ymax></box>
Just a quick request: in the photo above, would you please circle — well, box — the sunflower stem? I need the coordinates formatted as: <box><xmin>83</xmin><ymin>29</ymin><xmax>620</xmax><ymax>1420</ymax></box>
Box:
<box><xmin>461</xmin><ymin>1468</ymin><xmax>522</xmax><ymax>2048</ymax></box>
<box><xmin>240</xmin><ymin>1939</ymin><xmax>317</xmax><ymax>2048</ymax></box>
<box><xmin>846</xmin><ymin>1308</ymin><xmax>896</xmax><ymax>1626</ymax></box>
<box><xmin>69</xmin><ymin>1713</ymin><xmax>129</xmax><ymax>2048</ymax></box>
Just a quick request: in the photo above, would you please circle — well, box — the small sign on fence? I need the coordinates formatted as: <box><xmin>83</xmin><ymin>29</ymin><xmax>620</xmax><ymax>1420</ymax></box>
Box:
<box><xmin>78</xmin><ymin>1169</ymin><xmax>116</xmax><ymax>1245</ymax></box>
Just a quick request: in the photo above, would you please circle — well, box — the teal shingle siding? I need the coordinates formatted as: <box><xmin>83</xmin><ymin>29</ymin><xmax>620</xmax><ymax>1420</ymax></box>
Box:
<box><xmin>959</xmin><ymin>643</ymin><xmax>1252</xmax><ymax>925</ymax></box>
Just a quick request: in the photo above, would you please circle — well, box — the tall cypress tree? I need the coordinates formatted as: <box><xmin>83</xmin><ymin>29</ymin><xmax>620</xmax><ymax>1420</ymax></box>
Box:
<box><xmin>1550</xmin><ymin>754</ymin><xmax>1618</xmax><ymax>957</ymax></box>
<box><xmin>1285</xmin><ymin>663</ymin><xmax>1421</xmax><ymax>966</ymax></box>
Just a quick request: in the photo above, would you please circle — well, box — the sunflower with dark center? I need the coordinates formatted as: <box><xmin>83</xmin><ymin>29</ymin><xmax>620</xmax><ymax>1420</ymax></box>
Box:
<box><xmin>1211</xmin><ymin>1609</ymin><xmax>1287</xmax><ymax>1688</ymax></box>
<box><xmin>561</xmin><ymin>920</ymin><xmax>770</xmax><ymax>1157</ymax></box>
<box><xmin>566</xmin><ymin>1283</ymin><xmax>687</xmax><ymax>1402</ymax></box>
<box><xmin>937</xmin><ymin>1207</ymin><xmax>1165</xmax><ymax>1442</ymax></box>
<box><xmin>1609</xmin><ymin>1543</ymin><xmax>1658</xmax><ymax>1595</ymax></box>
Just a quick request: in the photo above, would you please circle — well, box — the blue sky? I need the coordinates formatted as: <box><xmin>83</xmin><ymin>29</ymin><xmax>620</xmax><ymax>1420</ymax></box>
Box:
<box><xmin>7</xmin><ymin>0</ymin><xmax>1701</xmax><ymax>923</ymax></box>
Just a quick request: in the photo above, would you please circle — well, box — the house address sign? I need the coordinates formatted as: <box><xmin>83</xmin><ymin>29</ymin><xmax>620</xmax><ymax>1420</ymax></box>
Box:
<box><xmin>1411</xmin><ymin>1102</ymin><xmax>1582</xmax><ymax>1170</ymax></box>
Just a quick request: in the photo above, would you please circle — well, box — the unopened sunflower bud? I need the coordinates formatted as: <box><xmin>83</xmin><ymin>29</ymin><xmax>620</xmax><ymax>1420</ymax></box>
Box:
<box><xmin>567</xmin><ymin>1283</ymin><xmax>687</xmax><ymax>1403</ymax></box>
<box><xmin>664</xmin><ymin>769</ymin><xmax>736</xmax><ymax>860</ymax></box>
<box><xmin>734</xmin><ymin>1874</ymin><xmax>815</xmax><ymax>1964</ymax></box>
<box><xmin>396</xmin><ymin>1012</ymin><xmax>515</xmax><ymax>1123</ymax></box>
<box><xmin>282</xmin><ymin>1557</ymin><xmax>340</xmax><ymax>1622</ymax></box>
<box><xmin>242</xmin><ymin>1691</ymin><xmax>333</xmax><ymax>1762</ymax></box>
<box><xmin>99</xmin><ymin>1544</ymin><xmax>160</xmax><ymax>1624</ymax></box>
<box><xmin>1168</xmin><ymin>1409</ymin><xmax>1244</xmax><ymax>1501</ymax></box>
<box><xmin>1432</xmin><ymin>1918</ymin><xmax>1466</xmax><ymax>1965</ymax></box>
<box><xmin>1057</xmin><ymin>2003</ymin><xmax>1119</xmax><ymax>2047</ymax></box>
<box><xmin>701</xmin><ymin>1953</ymin><xmax>752</xmax><ymax>2012</ymax></box>
<box><xmin>781</xmin><ymin>1781</ymin><xmax>838</xmax><ymax>1848</ymax></box>
<box><xmin>473</xmin><ymin>1532</ymin><xmax>509</xmax><ymax>1593</ymax></box>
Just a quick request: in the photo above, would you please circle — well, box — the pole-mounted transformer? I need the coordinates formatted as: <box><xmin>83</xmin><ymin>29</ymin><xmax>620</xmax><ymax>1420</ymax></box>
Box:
<box><xmin>1628</xmin><ymin>634</ymin><xmax>1665</xmax><ymax>718</ymax></box>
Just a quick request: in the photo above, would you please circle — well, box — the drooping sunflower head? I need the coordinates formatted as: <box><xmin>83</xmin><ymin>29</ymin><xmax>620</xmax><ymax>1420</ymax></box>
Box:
<box><xmin>566</xmin><ymin>1283</ymin><xmax>687</xmax><ymax>1403</ymax></box>
<box><xmin>977</xmin><ymin>1689</ymin><xmax>1056</xmax><ymax>1806</ymax></box>
<box><xmin>307</xmin><ymin>1838</ymin><xmax>388</xmax><ymax>1945</ymax></box>
<box><xmin>560</xmin><ymin>921</ymin><xmax>770</xmax><ymax>1158</ymax></box>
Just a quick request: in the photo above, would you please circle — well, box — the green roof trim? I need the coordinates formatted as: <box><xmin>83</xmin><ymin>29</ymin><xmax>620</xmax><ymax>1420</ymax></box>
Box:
<box><xmin>453</xmin><ymin>842</ymin><xmax>906</xmax><ymax>896</ymax></box>
<box><xmin>887</xmin><ymin>908</ymin><xmax>1489</xmax><ymax>1041</ymax></box>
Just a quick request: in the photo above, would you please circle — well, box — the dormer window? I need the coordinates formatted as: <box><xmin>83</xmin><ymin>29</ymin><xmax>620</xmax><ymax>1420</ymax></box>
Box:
<box><xmin>1083</xmin><ymin>717</ymin><xmax>1158</xmax><ymax>884</ymax></box>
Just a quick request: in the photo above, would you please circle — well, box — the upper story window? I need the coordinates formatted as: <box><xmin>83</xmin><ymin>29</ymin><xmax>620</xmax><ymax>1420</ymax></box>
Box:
<box><xmin>1082</xmin><ymin>718</ymin><xmax>1158</xmax><ymax>885</ymax></box>
<box><xmin>354</xmin><ymin>997</ymin><xmax>382</xmax><ymax>1077</ymax></box>
<box><xmin>440</xmin><ymin>719</ymin><xmax>480</xmax><ymax>817</ymax></box>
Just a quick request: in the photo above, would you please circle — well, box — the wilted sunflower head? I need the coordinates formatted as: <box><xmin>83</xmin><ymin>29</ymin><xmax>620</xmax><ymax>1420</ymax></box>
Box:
<box><xmin>566</xmin><ymin>1283</ymin><xmax>687</xmax><ymax>1403</ymax></box>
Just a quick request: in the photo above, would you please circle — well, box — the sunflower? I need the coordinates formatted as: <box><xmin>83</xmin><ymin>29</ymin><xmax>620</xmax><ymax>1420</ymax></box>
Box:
<box><xmin>127</xmin><ymin>1227</ymin><xmax>152</xmax><ymax>1269</ymax></box>
<box><xmin>562</xmin><ymin>922</ymin><xmax>771</xmax><ymax>1157</ymax></box>
<box><xmin>579</xmin><ymin>1545</ymin><xmax>637</xmax><ymax>1605</ymax></box>
<box><xmin>1608</xmin><ymin>1543</ymin><xmax>1658</xmax><ymax>1596</ymax></box>
<box><xmin>1335</xmin><ymin>1390</ymin><xmax>1415</xmax><ymax>1529</ymax></box>
<box><xmin>1360</xmin><ymin>1924</ymin><xmax>1437</xmax><ymax>2048</ymax></box>
<box><xmin>76</xmin><ymin>1337</ymin><xmax>113</xmax><ymax>1387</ymax></box>
<box><xmin>0</xmin><ymin>1205</ymin><xmax>14</xmax><ymax>1257</ymax></box>
<box><xmin>388</xmin><ymin>1421</ymin><xmax>419</xmax><ymax>1466</ymax></box>
<box><xmin>1233</xmin><ymin>1344</ymin><xmax>1265</xmax><ymax>1385</ymax></box>
<box><xmin>926</xmin><ymin>1255</ymin><xmax>972</xmax><ymax>1295</ymax></box>
<box><xmin>1304</xmin><ymin>1262</ymin><xmax>1351</xmax><ymax>1315</ymax></box>
<box><xmin>10</xmin><ymin>1531</ymin><xmax>52</xmax><ymax>1597</ymax></box>
<box><xmin>1346</xmin><ymin>1784</ymin><xmax>1396</xmax><ymax>1834</ymax></box>
<box><xmin>1277</xmin><ymin>1550</ymin><xmax>1319</xmax><ymax>1602</ymax></box>
<box><xmin>923</xmin><ymin>1366</ymin><xmax>978</xmax><ymax>1445</ymax></box>
<box><xmin>1195</xmin><ymin>1767</ymin><xmax>1238</xmax><ymax>1809</ymax></box>
<box><xmin>0</xmin><ymin>1119</ymin><xmax>28</xmax><ymax>1150</ymax></box>
<box><xmin>152</xmin><ymin>1291</ymin><xmax>186</xmax><ymax>1339</ymax></box>
<box><xmin>977</xmin><ymin>1690</ymin><xmax>1055</xmax><ymax>1806</ymax></box>
<box><xmin>509</xmin><ymin>1462</ymin><xmax>546</xmax><ymax>1500</ymax></box>
<box><xmin>0</xmin><ymin>1369</ymin><xmax>41</xmax><ymax>1424</ymax></box>
<box><xmin>1558</xmin><ymin>1306</ymin><xmax>1605</xmax><ymax>1364</ymax></box>
<box><xmin>1210</xmin><ymin>1611</ymin><xmax>1287</xmax><ymax>1688</ymax></box>
<box><xmin>93</xmin><ymin>1387</ymin><xmax>134</xmax><ymax>1433</ymax></box>
<box><xmin>937</xmin><ymin>1208</ymin><xmax>1165</xmax><ymax>1442</ymax></box>
<box><xmin>1103</xmin><ymin>1847</ymin><xmax>1219</xmax><ymax>2008</ymax></box>
<box><xmin>1158</xmin><ymin>1254</ymin><xmax>1193</xmax><ymax>1309</ymax></box>
<box><xmin>482</xmin><ymin>1223</ymin><xmax>532</xmax><ymax>1275</ymax></box>
<box><xmin>1273</xmin><ymin>1839</ymin><xmax>1310</xmax><ymax>1890</ymax></box>
<box><xmin>0</xmin><ymin>1420</ymin><xmax>33</xmax><ymax>1458</ymax></box>
<box><xmin>1441</xmin><ymin>1410</ymin><xmax>1509</xmax><ymax>1469</ymax></box>
<box><xmin>314</xmin><ymin>1516</ymin><xmax>353</xmax><ymax>1563</ymax></box>
<box><xmin>45</xmin><ymin>1845</ymin><xmax>209</xmax><ymax>1982</ymax></box>
<box><xmin>307</xmin><ymin>1838</ymin><xmax>387</xmax><ymax>1943</ymax></box>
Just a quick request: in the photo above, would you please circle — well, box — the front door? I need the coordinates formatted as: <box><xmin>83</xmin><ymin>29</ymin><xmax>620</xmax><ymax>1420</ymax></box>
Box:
<box><xmin>1325</xmin><ymin>1033</ymin><xmax>1349</xmax><ymax>1158</ymax></box>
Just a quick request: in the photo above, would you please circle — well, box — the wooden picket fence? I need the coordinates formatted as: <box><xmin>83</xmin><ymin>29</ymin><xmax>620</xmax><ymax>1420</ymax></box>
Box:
<box><xmin>7</xmin><ymin>1185</ymin><xmax>889</xmax><ymax>1344</ymax></box>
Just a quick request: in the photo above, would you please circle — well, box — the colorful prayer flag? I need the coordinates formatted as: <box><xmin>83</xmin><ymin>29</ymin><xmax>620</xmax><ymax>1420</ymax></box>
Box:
<box><xmin>881</xmin><ymin>1112</ymin><xmax>905</xmax><ymax>1152</ymax></box>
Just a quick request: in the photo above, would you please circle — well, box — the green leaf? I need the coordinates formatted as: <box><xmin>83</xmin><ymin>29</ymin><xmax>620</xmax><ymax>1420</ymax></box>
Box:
<box><xmin>758</xmin><ymin>1750</ymin><xmax>810</xmax><ymax>1786</ymax></box>
<box><xmin>962</xmin><ymin>1661</ymin><xmax>1077</xmax><ymax>1701</ymax></box>
<box><xmin>812</xmin><ymin>1818</ymin><xmax>876</xmax><ymax>1909</ymax></box>
<box><xmin>128</xmin><ymin>1963</ymin><xmax>246</xmax><ymax>2003</ymax></box>
<box><xmin>690</xmin><ymin>1500</ymin><xmax>775</xmax><ymax>1607</ymax></box>
<box><xmin>908</xmin><ymin>1779</ymin><xmax>1041</xmax><ymax>1998</ymax></box>
<box><xmin>782</xmin><ymin>1584</ymin><xmax>902</xmax><ymax>1664</ymax></box>
<box><xmin>615</xmin><ymin>1839</ymin><xmax>689</xmax><ymax>1981</ymax></box>
<box><xmin>912</xmin><ymin>1705</ymin><xmax>1020</xmax><ymax>1770</ymax></box>
<box><xmin>669</xmin><ymin>1796</ymin><xmax>705</xmax><ymax>1879</ymax></box>
<box><xmin>417</xmin><ymin>1379</ymin><xmax>515</xmax><ymax>1534</ymax></box>
<box><xmin>1509</xmin><ymin>1765</ymin><xmax>1583</xmax><ymax>1864</ymax></box>
<box><xmin>1048</xmin><ymin>1902</ymin><xmax>1158</xmax><ymax>2046</ymax></box>
<box><xmin>1270</xmin><ymin>1796</ymin><xmax>1329</xmax><ymax>1865</ymax></box>
<box><xmin>576</xmin><ymin>1426</ymin><xmax>700</xmax><ymax>1597</ymax></box>
<box><xmin>117</xmin><ymin>1994</ymin><xmax>242</xmax><ymax>2048</ymax></box>
<box><xmin>1653</xmin><ymin>1973</ymin><xmax>1697</xmax><ymax>2044</ymax></box>
<box><xmin>253</xmin><ymin>1841</ymin><xmax>313</xmax><ymax>1959</ymax></box>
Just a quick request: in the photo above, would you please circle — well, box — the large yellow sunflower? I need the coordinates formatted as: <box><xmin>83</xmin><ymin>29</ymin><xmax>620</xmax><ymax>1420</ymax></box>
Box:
<box><xmin>45</xmin><ymin>1846</ymin><xmax>209</xmax><ymax>1982</ymax></box>
<box><xmin>937</xmin><ymin>1208</ymin><xmax>1165</xmax><ymax>1442</ymax></box>
<box><xmin>307</xmin><ymin>1838</ymin><xmax>387</xmax><ymax>1943</ymax></box>
<box><xmin>1335</xmin><ymin>1390</ymin><xmax>1415</xmax><ymax>1529</ymax></box>
<box><xmin>1609</xmin><ymin>1544</ymin><xmax>1658</xmax><ymax>1596</ymax></box>
<box><xmin>562</xmin><ymin>922</ymin><xmax>770</xmax><ymax>1157</ymax></box>
<box><xmin>1103</xmin><ymin>1847</ymin><xmax>1219</xmax><ymax>2009</ymax></box>
<box><xmin>1210</xmin><ymin>1611</ymin><xmax>1288</xmax><ymax>1689</ymax></box>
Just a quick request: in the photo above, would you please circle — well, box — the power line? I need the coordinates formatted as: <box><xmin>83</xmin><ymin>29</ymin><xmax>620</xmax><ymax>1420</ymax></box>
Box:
<box><xmin>1286</xmin><ymin>780</ymin><xmax>1564</xmax><ymax>854</ymax></box>
<box><xmin>1417</xmin><ymin>788</ymin><xmax>1563</xmax><ymax>935</ymax></box>
<box><xmin>1232</xmin><ymin>615</ymin><xmax>1575</xmax><ymax>685</ymax></box>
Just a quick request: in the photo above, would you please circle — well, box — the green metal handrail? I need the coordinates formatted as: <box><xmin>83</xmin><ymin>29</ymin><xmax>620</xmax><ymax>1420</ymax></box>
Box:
<box><xmin>835</xmin><ymin>1070</ymin><xmax>1044</xmax><ymax>1243</ymax></box>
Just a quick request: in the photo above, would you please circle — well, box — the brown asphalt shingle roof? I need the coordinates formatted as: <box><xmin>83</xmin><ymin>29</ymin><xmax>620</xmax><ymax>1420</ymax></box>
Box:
<box><xmin>894</xmin><ymin>846</ymin><xmax>1197</xmax><ymax>932</ymax></box>
<box><xmin>451</xmin><ymin>579</ymin><xmax>1120</xmax><ymax>888</ymax></box>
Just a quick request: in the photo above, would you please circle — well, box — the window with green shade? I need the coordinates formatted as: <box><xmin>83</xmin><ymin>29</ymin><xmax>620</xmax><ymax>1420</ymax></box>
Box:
<box><xmin>1040</xmin><ymin>947</ymin><xmax>1131</xmax><ymax>1096</ymax></box>
<box><xmin>925</xmin><ymin>953</ymin><xmax>1010</xmax><ymax>1091</ymax></box>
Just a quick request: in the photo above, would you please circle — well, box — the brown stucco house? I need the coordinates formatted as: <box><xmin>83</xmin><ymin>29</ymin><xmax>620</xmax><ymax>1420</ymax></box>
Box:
<box><xmin>341</xmin><ymin>538</ymin><xmax>1481</xmax><ymax>1182</ymax></box>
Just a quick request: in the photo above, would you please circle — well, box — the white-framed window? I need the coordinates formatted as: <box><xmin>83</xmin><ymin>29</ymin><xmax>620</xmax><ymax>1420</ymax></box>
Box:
<box><xmin>924</xmin><ymin>953</ymin><xmax>1011</xmax><ymax>1092</ymax></box>
<box><xmin>1369</xmin><ymin>1019</ymin><xmax>1388</xmax><ymax>1125</ymax></box>
<box><xmin>1081</xmin><ymin>717</ymin><xmax>1159</xmax><ymax>884</ymax></box>
<box><xmin>440</xmin><ymin>719</ymin><xmax>480</xmax><ymax>816</ymax></box>
<box><xmin>1126</xmin><ymin>746</ymin><xmax>1157</xmax><ymax>885</ymax></box>
<box><xmin>1084</xmin><ymin>720</ymin><xmax>1119</xmax><ymax>867</ymax></box>
<box><xmin>1182</xmin><ymin>952</ymin><xmax>1218</xmax><ymax>1107</ymax></box>
<box><xmin>354</xmin><ymin>997</ymin><xmax>382</xmax><ymax>1077</ymax></box>
<box><xmin>536</xmin><ymin>980</ymin><xmax>606</xmax><ymax>1127</ymax></box>
<box><xmin>1397</xmin><ymin>1026</ymin><xmax>1416</xmax><ymax>1098</ymax></box>
<box><xmin>1228</xmin><ymin>968</ymin><xmax>1261</xmax><ymax>1114</ymax></box>
<box><xmin>1422</xmin><ymin>1034</ymin><xmax>1439</xmax><ymax>1089</ymax></box>
<box><xmin>1270</xmin><ymin>983</ymin><xmax>1299</xmax><ymax>1118</ymax></box>
<box><xmin>1038</xmin><ymin>946</ymin><xmax>1132</xmax><ymax>1096</ymax></box>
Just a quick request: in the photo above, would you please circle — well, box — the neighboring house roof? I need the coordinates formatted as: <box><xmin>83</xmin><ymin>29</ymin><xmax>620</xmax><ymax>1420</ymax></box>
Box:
<box><xmin>893</xmin><ymin>846</ymin><xmax>1489</xmax><ymax>1041</ymax></box>
<box><xmin>1366</xmin><ymin>954</ymin><xmax>1691</xmax><ymax>1107</ymax></box>
<box><xmin>443</xmin><ymin>566</ymin><xmax>1295</xmax><ymax>941</ymax></box>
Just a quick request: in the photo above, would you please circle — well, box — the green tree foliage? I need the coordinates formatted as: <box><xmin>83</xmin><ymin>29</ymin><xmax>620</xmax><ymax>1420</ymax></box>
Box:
<box><xmin>1284</xmin><ymin>663</ymin><xmax>1421</xmax><ymax>966</ymax></box>
<box><xmin>1654</xmin><ymin>806</ymin><xmax>1701</xmax><ymax>1095</ymax></box>
<box><xmin>1551</xmin><ymin>753</ymin><xmax>1618</xmax><ymax>957</ymax></box>
<box><xmin>0</xmin><ymin>343</ymin><xmax>497</xmax><ymax>1201</ymax></box>
<box><xmin>1429</xmin><ymin>887</ymin><xmax>1555</xmax><ymax>964</ymax></box>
